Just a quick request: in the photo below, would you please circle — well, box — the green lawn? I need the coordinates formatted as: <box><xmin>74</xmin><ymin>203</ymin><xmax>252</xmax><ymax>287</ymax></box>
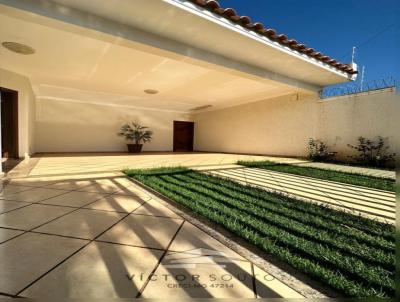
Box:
<box><xmin>124</xmin><ymin>167</ymin><xmax>395</xmax><ymax>298</ymax></box>
<box><xmin>237</xmin><ymin>160</ymin><xmax>395</xmax><ymax>191</ymax></box>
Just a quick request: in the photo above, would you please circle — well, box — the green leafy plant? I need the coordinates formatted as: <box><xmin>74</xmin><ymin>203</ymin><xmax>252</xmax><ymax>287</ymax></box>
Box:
<box><xmin>118</xmin><ymin>122</ymin><xmax>153</xmax><ymax>145</ymax></box>
<box><xmin>347</xmin><ymin>136</ymin><xmax>396</xmax><ymax>168</ymax></box>
<box><xmin>308</xmin><ymin>138</ymin><xmax>336</xmax><ymax>162</ymax></box>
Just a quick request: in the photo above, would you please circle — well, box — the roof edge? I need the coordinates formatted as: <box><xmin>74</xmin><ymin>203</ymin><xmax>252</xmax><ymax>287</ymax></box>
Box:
<box><xmin>186</xmin><ymin>0</ymin><xmax>357</xmax><ymax>76</ymax></box>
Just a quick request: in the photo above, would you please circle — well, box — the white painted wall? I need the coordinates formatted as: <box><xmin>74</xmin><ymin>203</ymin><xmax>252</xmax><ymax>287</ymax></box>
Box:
<box><xmin>0</xmin><ymin>67</ymin><xmax>35</xmax><ymax>157</ymax></box>
<box><xmin>34</xmin><ymin>98</ymin><xmax>192</xmax><ymax>152</ymax></box>
<box><xmin>193</xmin><ymin>88</ymin><xmax>399</xmax><ymax>160</ymax></box>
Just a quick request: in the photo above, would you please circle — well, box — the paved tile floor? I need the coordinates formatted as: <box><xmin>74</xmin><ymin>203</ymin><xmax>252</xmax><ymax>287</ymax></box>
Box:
<box><xmin>5</xmin><ymin>152</ymin><xmax>395</xmax><ymax>179</ymax></box>
<box><xmin>0</xmin><ymin>152</ymin><xmax>394</xmax><ymax>298</ymax></box>
<box><xmin>0</xmin><ymin>153</ymin><xmax>308</xmax><ymax>298</ymax></box>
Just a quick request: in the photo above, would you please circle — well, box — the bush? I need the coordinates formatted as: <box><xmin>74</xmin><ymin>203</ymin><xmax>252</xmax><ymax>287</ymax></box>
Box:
<box><xmin>347</xmin><ymin>136</ymin><xmax>396</xmax><ymax>168</ymax></box>
<box><xmin>308</xmin><ymin>138</ymin><xmax>336</xmax><ymax>162</ymax></box>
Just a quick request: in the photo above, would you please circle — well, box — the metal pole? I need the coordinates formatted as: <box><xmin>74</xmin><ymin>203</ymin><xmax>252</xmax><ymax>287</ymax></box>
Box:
<box><xmin>351</xmin><ymin>46</ymin><xmax>356</xmax><ymax>64</ymax></box>
<box><xmin>360</xmin><ymin>66</ymin><xmax>365</xmax><ymax>91</ymax></box>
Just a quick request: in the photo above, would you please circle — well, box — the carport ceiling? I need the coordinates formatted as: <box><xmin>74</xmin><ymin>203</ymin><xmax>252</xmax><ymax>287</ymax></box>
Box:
<box><xmin>0</xmin><ymin>6</ymin><xmax>304</xmax><ymax>112</ymax></box>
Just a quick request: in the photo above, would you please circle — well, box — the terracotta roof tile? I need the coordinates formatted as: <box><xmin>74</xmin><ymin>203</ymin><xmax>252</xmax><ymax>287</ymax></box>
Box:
<box><xmin>188</xmin><ymin>0</ymin><xmax>357</xmax><ymax>75</ymax></box>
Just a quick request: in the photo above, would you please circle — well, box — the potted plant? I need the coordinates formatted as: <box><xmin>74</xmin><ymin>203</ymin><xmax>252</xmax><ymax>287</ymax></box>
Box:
<box><xmin>118</xmin><ymin>122</ymin><xmax>153</xmax><ymax>153</ymax></box>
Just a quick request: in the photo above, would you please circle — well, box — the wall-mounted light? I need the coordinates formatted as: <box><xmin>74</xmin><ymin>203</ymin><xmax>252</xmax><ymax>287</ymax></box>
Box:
<box><xmin>1</xmin><ymin>41</ymin><xmax>35</xmax><ymax>55</ymax></box>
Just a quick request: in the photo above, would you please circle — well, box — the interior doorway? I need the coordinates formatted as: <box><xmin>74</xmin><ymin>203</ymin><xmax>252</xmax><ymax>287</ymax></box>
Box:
<box><xmin>173</xmin><ymin>121</ymin><xmax>194</xmax><ymax>152</ymax></box>
<box><xmin>0</xmin><ymin>87</ymin><xmax>19</xmax><ymax>159</ymax></box>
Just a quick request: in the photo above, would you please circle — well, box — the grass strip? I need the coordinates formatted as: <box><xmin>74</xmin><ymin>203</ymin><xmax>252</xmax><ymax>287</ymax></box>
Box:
<box><xmin>237</xmin><ymin>160</ymin><xmax>395</xmax><ymax>191</ymax></box>
<box><xmin>125</xmin><ymin>167</ymin><xmax>395</xmax><ymax>297</ymax></box>
<box><xmin>187</xmin><ymin>172</ymin><xmax>394</xmax><ymax>250</ymax></box>
<box><xmin>172</xmin><ymin>173</ymin><xmax>394</xmax><ymax>267</ymax></box>
<box><xmin>160</xmin><ymin>174</ymin><xmax>394</xmax><ymax>284</ymax></box>
<box><xmin>189</xmin><ymin>172</ymin><xmax>394</xmax><ymax>241</ymax></box>
<box><xmin>140</xmin><ymin>176</ymin><xmax>382</xmax><ymax>297</ymax></box>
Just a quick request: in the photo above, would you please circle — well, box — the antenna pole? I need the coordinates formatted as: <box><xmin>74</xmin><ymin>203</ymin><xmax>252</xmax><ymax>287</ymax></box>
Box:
<box><xmin>351</xmin><ymin>46</ymin><xmax>356</xmax><ymax>64</ymax></box>
<box><xmin>360</xmin><ymin>66</ymin><xmax>365</xmax><ymax>91</ymax></box>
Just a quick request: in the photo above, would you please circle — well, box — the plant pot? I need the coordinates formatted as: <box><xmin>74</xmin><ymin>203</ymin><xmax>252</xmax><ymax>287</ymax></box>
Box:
<box><xmin>127</xmin><ymin>144</ymin><xmax>143</xmax><ymax>153</ymax></box>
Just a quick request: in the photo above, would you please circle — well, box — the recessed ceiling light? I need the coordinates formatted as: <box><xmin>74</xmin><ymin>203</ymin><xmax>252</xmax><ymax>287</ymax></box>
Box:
<box><xmin>144</xmin><ymin>89</ymin><xmax>158</xmax><ymax>95</ymax></box>
<box><xmin>1</xmin><ymin>41</ymin><xmax>35</xmax><ymax>55</ymax></box>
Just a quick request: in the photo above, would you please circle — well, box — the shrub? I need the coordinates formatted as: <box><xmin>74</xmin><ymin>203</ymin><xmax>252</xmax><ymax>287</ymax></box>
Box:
<box><xmin>308</xmin><ymin>138</ymin><xmax>336</xmax><ymax>162</ymax></box>
<box><xmin>347</xmin><ymin>136</ymin><xmax>396</xmax><ymax>168</ymax></box>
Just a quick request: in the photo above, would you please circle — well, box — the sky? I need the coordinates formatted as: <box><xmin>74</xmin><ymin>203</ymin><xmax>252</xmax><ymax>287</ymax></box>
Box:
<box><xmin>218</xmin><ymin>0</ymin><xmax>399</xmax><ymax>88</ymax></box>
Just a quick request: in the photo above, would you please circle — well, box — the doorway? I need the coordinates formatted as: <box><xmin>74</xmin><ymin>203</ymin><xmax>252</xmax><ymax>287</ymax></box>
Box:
<box><xmin>1</xmin><ymin>88</ymin><xmax>19</xmax><ymax>159</ymax></box>
<box><xmin>173</xmin><ymin>121</ymin><xmax>194</xmax><ymax>152</ymax></box>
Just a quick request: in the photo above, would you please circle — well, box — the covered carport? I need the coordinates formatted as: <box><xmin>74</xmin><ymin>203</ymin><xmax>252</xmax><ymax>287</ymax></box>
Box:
<box><xmin>0</xmin><ymin>0</ymin><xmax>354</xmax><ymax>175</ymax></box>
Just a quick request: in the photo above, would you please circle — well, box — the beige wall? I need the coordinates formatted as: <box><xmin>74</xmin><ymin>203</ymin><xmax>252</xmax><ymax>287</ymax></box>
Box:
<box><xmin>35</xmin><ymin>98</ymin><xmax>192</xmax><ymax>153</ymax></box>
<box><xmin>194</xmin><ymin>93</ymin><xmax>318</xmax><ymax>157</ymax></box>
<box><xmin>315</xmin><ymin>89</ymin><xmax>399</xmax><ymax>160</ymax></box>
<box><xmin>0</xmin><ymin>68</ymin><xmax>35</xmax><ymax>157</ymax></box>
<box><xmin>193</xmin><ymin>89</ymin><xmax>399</xmax><ymax>159</ymax></box>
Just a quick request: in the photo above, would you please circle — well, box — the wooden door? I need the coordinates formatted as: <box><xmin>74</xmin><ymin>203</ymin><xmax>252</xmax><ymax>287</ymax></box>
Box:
<box><xmin>1</xmin><ymin>88</ymin><xmax>19</xmax><ymax>159</ymax></box>
<box><xmin>173</xmin><ymin>121</ymin><xmax>194</xmax><ymax>152</ymax></box>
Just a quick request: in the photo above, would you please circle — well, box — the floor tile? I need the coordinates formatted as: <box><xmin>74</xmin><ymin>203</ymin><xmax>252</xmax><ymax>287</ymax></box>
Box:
<box><xmin>77</xmin><ymin>182</ymin><xmax>124</xmax><ymax>194</ymax></box>
<box><xmin>8</xmin><ymin>178</ymin><xmax>58</xmax><ymax>188</ymax></box>
<box><xmin>110</xmin><ymin>177</ymin><xmax>138</xmax><ymax>187</ymax></box>
<box><xmin>84</xmin><ymin>194</ymin><xmax>144</xmax><ymax>213</ymax></box>
<box><xmin>0</xmin><ymin>232</ymin><xmax>87</xmax><ymax>295</ymax></box>
<box><xmin>44</xmin><ymin>179</ymin><xmax>94</xmax><ymax>190</ymax></box>
<box><xmin>169</xmin><ymin>222</ymin><xmax>244</xmax><ymax>259</ymax></box>
<box><xmin>39</xmin><ymin>191</ymin><xmax>108</xmax><ymax>208</ymax></box>
<box><xmin>0</xmin><ymin>228</ymin><xmax>24</xmax><ymax>243</ymax></box>
<box><xmin>141</xmin><ymin>251</ymin><xmax>254</xmax><ymax>298</ymax></box>
<box><xmin>113</xmin><ymin>185</ymin><xmax>152</xmax><ymax>198</ymax></box>
<box><xmin>253</xmin><ymin>265</ymin><xmax>304</xmax><ymax>298</ymax></box>
<box><xmin>97</xmin><ymin>215</ymin><xmax>183</xmax><ymax>249</ymax></box>
<box><xmin>0</xmin><ymin>184</ymin><xmax>33</xmax><ymax>195</ymax></box>
<box><xmin>21</xmin><ymin>241</ymin><xmax>163</xmax><ymax>298</ymax></box>
<box><xmin>0</xmin><ymin>200</ymin><xmax>31</xmax><ymax>214</ymax></box>
<box><xmin>0</xmin><ymin>204</ymin><xmax>75</xmax><ymax>230</ymax></box>
<box><xmin>34</xmin><ymin>209</ymin><xmax>125</xmax><ymax>239</ymax></box>
<box><xmin>0</xmin><ymin>188</ymin><xmax>68</xmax><ymax>203</ymax></box>
<box><xmin>133</xmin><ymin>199</ymin><xmax>181</xmax><ymax>218</ymax></box>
